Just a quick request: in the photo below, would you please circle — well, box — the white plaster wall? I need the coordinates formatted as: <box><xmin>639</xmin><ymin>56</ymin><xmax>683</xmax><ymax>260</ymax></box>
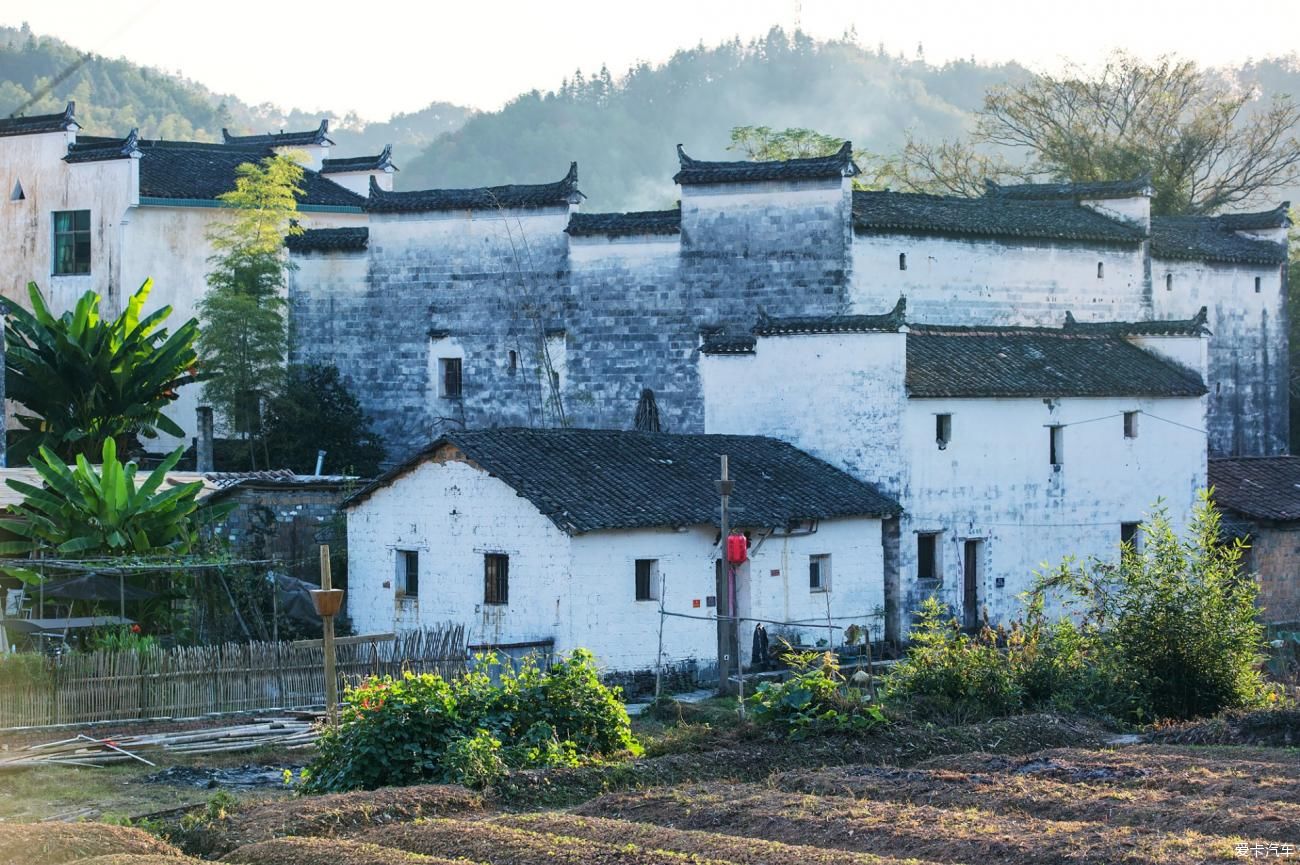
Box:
<box><xmin>1081</xmin><ymin>197</ymin><xmax>1149</xmax><ymax>228</ymax></box>
<box><xmin>901</xmin><ymin>394</ymin><xmax>1207</xmax><ymax>624</ymax></box>
<box><xmin>369</xmin><ymin>206</ymin><xmax>571</xmax><ymax>253</ymax></box>
<box><xmin>738</xmin><ymin>517</ymin><xmax>887</xmax><ymax>652</ymax></box>
<box><xmin>326</xmin><ymin>170</ymin><xmax>393</xmax><ymax>196</ymax></box>
<box><xmin>701</xmin><ymin>332</ymin><xmax>907</xmax><ymax>493</ymax></box>
<box><xmin>121</xmin><ymin>206</ymin><xmax>366</xmax><ymax>451</ymax></box>
<box><xmin>0</xmin><ymin>131</ymin><xmax>135</xmax><ymax>311</ymax></box>
<box><xmin>850</xmin><ymin>233</ymin><xmax>1149</xmax><ymax>326</ymax></box>
<box><xmin>567</xmin><ymin>235</ymin><xmax>681</xmax><ymax>265</ymax></box>
<box><xmin>345</xmin><ymin>457</ymin><xmax>574</xmax><ymax>646</ymax></box>
<box><xmin>1152</xmin><ymin>258</ymin><xmax>1282</xmax><ymax>322</ymax></box>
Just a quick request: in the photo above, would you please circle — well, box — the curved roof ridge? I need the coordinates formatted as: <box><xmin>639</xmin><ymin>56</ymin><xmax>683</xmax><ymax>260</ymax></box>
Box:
<box><xmin>222</xmin><ymin>118</ymin><xmax>333</xmax><ymax>147</ymax></box>
<box><xmin>674</xmin><ymin>141</ymin><xmax>858</xmax><ymax>185</ymax></box>
<box><xmin>364</xmin><ymin>162</ymin><xmax>583</xmax><ymax>214</ymax></box>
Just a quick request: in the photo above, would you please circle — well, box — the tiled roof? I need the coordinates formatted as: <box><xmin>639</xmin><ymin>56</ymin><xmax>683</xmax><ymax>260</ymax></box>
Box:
<box><xmin>285</xmin><ymin>227</ymin><xmax>369</xmax><ymax>253</ymax></box>
<box><xmin>699</xmin><ymin>335</ymin><xmax>758</xmax><ymax>355</ymax></box>
<box><xmin>222</xmin><ymin>119</ymin><xmax>333</xmax><ymax>147</ymax></box>
<box><xmin>566</xmin><ymin>208</ymin><xmax>681</xmax><ymax>238</ymax></box>
<box><xmin>63</xmin><ymin>130</ymin><xmax>141</xmax><ymax>163</ymax></box>
<box><xmin>365</xmin><ymin>163</ymin><xmax>583</xmax><ymax>213</ymax></box>
<box><xmin>345</xmin><ymin>428</ymin><xmax>900</xmax><ymax>531</ymax></box>
<box><xmin>134</xmin><ymin>140</ymin><xmax>364</xmax><ymax>207</ymax></box>
<box><xmin>984</xmin><ymin>176</ymin><xmax>1151</xmax><ymax>200</ymax></box>
<box><xmin>1208</xmin><ymin>457</ymin><xmax>1300</xmax><ymax>522</ymax></box>
<box><xmin>320</xmin><ymin>144</ymin><xmax>396</xmax><ymax>174</ymax></box>
<box><xmin>1151</xmin><ymin>212</ymin><xmax>1288</xmax><ymax>265</ymax></box>
<box><xmin>752</xmin><ymin>298</ymin><xmax>907</xmax><ymax>336</ymax></box>
<box><xmin>0</xmin><ymin>102</ymin><xmax>77</xmax><ymax>137</ymax></box>
<box><xmin>852</xmin><ymin>190</ymin><xmax>1146</xmax><ymax>245</ymax></box>
<box><xmin>674</xmin><ymin>142</ymin><xmax>859</xmax><ymax>185</ymax></box>
<box><xmin>1216</xmin><ymin>203</ymin><xmax>1291</xmax><ymax>232</ymax></box>
<box><xmin>906</xmin><ymin>325</ymin><xmax>1207</xmax><ymax>398</ymax></box>
<box><xmin>1062</xmin><ymin>307</ymin><xmax>1211</xmax><ymax>337</ymax></box>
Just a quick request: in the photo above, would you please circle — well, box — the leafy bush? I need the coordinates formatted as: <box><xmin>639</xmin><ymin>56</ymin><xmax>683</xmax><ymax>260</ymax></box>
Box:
<box><xmin>884</xmin><ymin>597</ymin><xmax>1023</xmax><ymax>722</ymax></box>
<box><xmin>1039</xmin><ymin>494</ymin><xmax>1271</xmax><ymax>721</ymax></box>
<box><xmin>301</xmin><ymin>648</ymin><xmax>639</xmax><ymax>793</ymax></box>
<box><xmin>86</xmin><ymin>625</ymin><xmax>160</xmax><ymax>654</ymax></box>
<box><xmin>888</xmin><ymin>495</ymin><xmax>1274</xmax><ymax>724</ymax></box>
<box><xmin>749</xmin><ymin>651</ymin><xmax>886</xmax><ymax>738</ymax></box>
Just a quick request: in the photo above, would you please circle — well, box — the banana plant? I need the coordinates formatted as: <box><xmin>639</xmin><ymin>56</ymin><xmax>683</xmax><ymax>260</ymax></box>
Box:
<box><xmin>0</xmin><ymin>439</ymin><xmax>231</xmax><ymax>583</ymax></box>
<box><xmin>2</xmin><ymin>280</ymin><xmax>206</xmax><ymax>464</ymax></box>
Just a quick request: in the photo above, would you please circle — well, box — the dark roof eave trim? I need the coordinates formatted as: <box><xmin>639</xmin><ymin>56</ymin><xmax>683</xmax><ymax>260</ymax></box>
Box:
<box><xmin>137</xmin><ymin>196</ymin><xmax>364</xmax><ymax>214</ymax></box>
<box><xmin>853</xmin><ymin>222</ymin><xmax>1145</xmax><ymax>247</ymax></box>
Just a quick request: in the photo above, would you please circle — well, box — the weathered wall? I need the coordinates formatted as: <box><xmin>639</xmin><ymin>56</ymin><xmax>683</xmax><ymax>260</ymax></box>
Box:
<box><xmin>344</xmin><ymin>453</ymin><xmax>885</xmax><ymax>671</ymax></box>
<box><xmin>208</xmin><ymin>483</ymin><xmax>351</xmax><ymax>583</ymax></box>
<box><xmin>849</xmin><ymin>232</ymin><xmax>1149</xmax><ymax>326</ymax></box>
<box><xmin>900</xmin><ymin>394</ymin><xmax>1206</xmax><ymax>624</ymax></box>
<box><xmin>293</xmin><ymin>178</ymin><xmax>858</xmax><ymax>455</ymax></box>
<box><xmin>0</xmin><ymin>130</ymin><xmax>135</xmax><ymax>312</ymax></box>
<box><xmin>346</xmin><ymin>456</ymin><xmax>574</xmax><ymax>645</ymax></box>
<box><xmin>1152</xmin><ymin>257</ymin><xmax>1288</xmax><ymax>456</ymax></box>
<box><xmin>1241</xmin><ymin>522</ymin><xmax>1300</xmax><ymax>625</ymax></box>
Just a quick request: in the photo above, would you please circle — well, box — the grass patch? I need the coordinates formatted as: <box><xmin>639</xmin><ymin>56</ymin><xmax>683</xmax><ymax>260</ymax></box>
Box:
<box><xmin>0</xmin><ymin>822</ymin><xmax>181</xmax><ymax>865</ymax></box>
<box><xmin>220</xmin><ymin>837</ymin><xmax>458</xmax><ymax>865</ymax></box>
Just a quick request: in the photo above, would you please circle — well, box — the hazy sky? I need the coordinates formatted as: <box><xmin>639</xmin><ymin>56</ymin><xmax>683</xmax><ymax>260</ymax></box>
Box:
<box><xmin>4</xmin><ymin>0</ymin><xmax>1297</xmax><ymax>120</ymax></box>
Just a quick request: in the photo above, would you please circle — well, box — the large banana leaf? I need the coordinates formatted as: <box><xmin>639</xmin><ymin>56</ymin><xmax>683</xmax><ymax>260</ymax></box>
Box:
<box><xmin>3</xmin><ymin>280</ymin><xmax>210</xmax><ymax>463</ymax></box>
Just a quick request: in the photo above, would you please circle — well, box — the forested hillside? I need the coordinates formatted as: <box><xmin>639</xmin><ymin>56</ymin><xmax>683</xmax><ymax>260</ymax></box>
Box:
<box><xmin>401</xmin><ymin>31</ymin><xmax>1030</xmax><ymax>209</ymax></box>
<box><xmin>0</xmin><ymin>23</ymin><xmax>472</xmax><ymax>153</ymax></box>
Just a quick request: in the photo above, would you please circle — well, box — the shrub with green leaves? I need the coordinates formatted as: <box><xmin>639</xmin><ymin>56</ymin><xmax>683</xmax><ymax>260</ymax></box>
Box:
<box><xmin>749</xmin><ymin>650</ymin><xmax>886</xmax><ymax>738</ymax></box>
<box><xmin>883</xmin><ymin>597</ymin><xmax>1023</xmax><ymax>722</ymax></box>
<box><xmin>300</xmin><ymin>648</ymin><xmax>639</xmax><ymax>793</ymax></box>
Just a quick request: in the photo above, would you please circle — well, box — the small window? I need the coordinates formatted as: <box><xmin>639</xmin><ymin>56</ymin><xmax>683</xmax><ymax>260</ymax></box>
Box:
<box><xmin>398</xmin><ymin>550</ymin><xmax>419</xmax><ymax>597</ymax></box>
<box><xmin>10</xmin><ymin>180</ymin><xmax>23</xmax><ymax>201</ymax></box>
<box><xmin>1123</xmin><ymin>411</ymin><xmax>1138</xmax><ymax>439</ymax></box>
<box><xmin>936</xmin><ymin>413</ymin><xmax>952</xmax><ymax>449</ymax></box>
<box><xmin>899</xmin><ymin>252</ymin><xmax>907</xmax><ymax>271</ymax></box>
<box><xmin>1096</xmin><ymin>262</ymin><xmax>1104</xmax><ymax>279</ymax></box>
<box><xmin>1049</xmin><ymin>425</ymin><xmax>1064</xmax><ymax>467</ymax></box>
<box><xmin>1165</xmin><ymin>273</ymin><xmax>1173</xmax><ymax>291</ymax></box>
<box><xmin>1121</xmin><ymin>522</ymin><xmax>1142</xmax><ymax>550</ymax></box>
<box><xmin>809</xmin><ymin>554</ymin><xmax>831</xmax><ymax>592</ymax></box>
<box><xmin>484</xmin><ymin>553</ymin><xmax>509</xmax><ymax>605</ymax></box>
<box><xmin>53</xmin><ymin>209</ymin><xmax>91</xmax><ymax>275</ymax></box>
<box><xmin>917</xmin><ymin>533</ymin><xmax>939</xmax><ymax>581</ymax></box>
<box><xmin>439</xmin><ymin>357</ymin><xmax>462</xmax><ymax>399</ymax></box>
<box><xmin>635</xmin><ymin>558</ymin><xmax>658</xmax><ymax>601</ymax></box>
<box><xmin>1255</xmin><ymin>276</ymin><xmax>1262</xmax><ymax>294</ymax></box>
<box><xmin>507</xmin><ymin>349</ymin><xmax>518</xmax><ymax>373</ymax></box>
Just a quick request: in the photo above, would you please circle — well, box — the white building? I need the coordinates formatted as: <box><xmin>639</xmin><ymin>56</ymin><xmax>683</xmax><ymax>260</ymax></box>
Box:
<box><xmin>702</xmin><ymin>301</ymin><xmax>1209</xmax><ymax>639</ymax></box>
<box><xmin>344</xmin><ymin>428</ymin><xmax>900</xmax><ymax>673</ymax></box>
<box><xmin>0</xmin><ymin>104</ymin><xmax>385</xmax><ymax>449</ymax></box>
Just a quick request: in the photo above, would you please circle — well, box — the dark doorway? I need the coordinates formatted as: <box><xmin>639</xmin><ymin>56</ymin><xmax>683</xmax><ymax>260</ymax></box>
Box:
<box><xmin>963</xmin><ymin>540</ymin><xmax>981</xmax><ymax>630</ymax></box>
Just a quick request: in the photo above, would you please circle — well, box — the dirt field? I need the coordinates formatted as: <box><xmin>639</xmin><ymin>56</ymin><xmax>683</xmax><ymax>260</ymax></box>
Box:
<box><xmin>2</xmin><ymin>708</ymin><xmax>1296</xmax><ymax>865</ymax></box>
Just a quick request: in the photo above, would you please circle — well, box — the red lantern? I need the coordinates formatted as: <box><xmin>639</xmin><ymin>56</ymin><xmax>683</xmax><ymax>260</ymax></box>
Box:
<box><xmin>726</xmin><ymin>533</ymin><xmax>749</xmax><ymax>564</ymax></box>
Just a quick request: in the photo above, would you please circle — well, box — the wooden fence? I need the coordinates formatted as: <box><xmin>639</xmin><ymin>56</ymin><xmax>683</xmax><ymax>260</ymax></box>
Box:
<box><xmin>0</xmin><ymin>625</ymin><xmax>467</xmax><ymax>729</ymax></box>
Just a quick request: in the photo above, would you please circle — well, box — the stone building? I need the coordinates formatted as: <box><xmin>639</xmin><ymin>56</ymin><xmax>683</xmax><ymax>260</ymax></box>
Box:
<box><xmin>1209</xmin><ymin>456</ymin><xmax>1300</xmax><ymax>625</ymax></box>
<box><xmin>343</xmin><ymin>428</ymin><xmax>899</xmax><ymax>671</ymax></box>
<box><xmin>289</xmin><ymin>145</ymin><xmax>1289</xmax><ymax>462</ymax></box>
<box><xmin>0</xmin><ymin>104</ymin><xmax>380</xmax><ymax>449</ymax></box>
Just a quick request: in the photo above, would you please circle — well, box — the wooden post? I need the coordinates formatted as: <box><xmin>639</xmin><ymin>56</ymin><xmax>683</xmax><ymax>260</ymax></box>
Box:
<box><xmin>312</xmin><ymin>545</ymin><xmax>345</xmax><ymax>726</ymax></box>
<box><xmin>715</xmin><ymin>455</ymin><xmax>736</xmax><ymax>696</ymax></box>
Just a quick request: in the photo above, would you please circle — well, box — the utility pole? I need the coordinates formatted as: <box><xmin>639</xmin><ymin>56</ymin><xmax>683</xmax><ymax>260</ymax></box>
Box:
<box><xmin>715</xmin><ymin>455</ymin><xmax>736</xmax><ymax>696</ymax></box>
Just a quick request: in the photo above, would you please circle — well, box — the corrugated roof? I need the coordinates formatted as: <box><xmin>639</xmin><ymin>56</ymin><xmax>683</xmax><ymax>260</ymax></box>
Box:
<box><xmin>345</xmin><ymin>428</ymin><xmax>900</xmax><ymax>532</ymax></box>
<box><xmin>285</xmin><ymin>227</ymin><xmax>369</xmax><ymax>253</ymax></box>
<box><xmin>134</xmin><ymin>140</ymin><xmax>364</xmax><ymax>207</ymax></box>
<box><xmin>1151</xmin><ymin>212</ymin><xmax>1288</xmax><ymax>265</ymax></box>
<box><xmin>0</xmin><ymin>102</ymin><xmax>77</xmax><ymax>137</ymax></box>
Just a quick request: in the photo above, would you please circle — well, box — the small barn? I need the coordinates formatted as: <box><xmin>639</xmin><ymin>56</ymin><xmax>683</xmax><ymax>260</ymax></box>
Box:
<box><xmin>1209</xmin><ymin>456</ymin><xmax>1300</xmax><ymax>625</ymax></box>
<box><xmin>344</xmin><ymin>428</ymin><xmax>900</xmax><ymax>673</ymax></box>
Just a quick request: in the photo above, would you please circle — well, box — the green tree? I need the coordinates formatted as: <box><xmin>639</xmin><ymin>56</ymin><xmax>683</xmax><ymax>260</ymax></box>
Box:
<box><xmin>2</xmin><ymin>281</ymin><xmax>202</xmax><ymax>464</ymax></box>
<box><xmin>260</xmin><ymin>363</ymin><xmax>385</xmax><ymax>477</ymax></box>
<box><xmin>198</xmin><ymin>153</ymin><xmax>303</xmax><ymax>467</ymax></box>
<box><xmin>1037</xmin><ymin>493</ymin><xmax>1268</xmax><ymax>721</ymax></box>
<box><xmin>727</xmin><ymin>125</ymin><xmax>893</xmax><ymax>190</ymax></box>
<box><xmin>0</xmin><ymin>439</ymin><xmax>223</xmax><ymax>582</ymax></box>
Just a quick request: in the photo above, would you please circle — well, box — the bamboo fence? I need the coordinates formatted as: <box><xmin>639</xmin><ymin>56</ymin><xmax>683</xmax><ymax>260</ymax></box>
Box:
<box><xmin>0</xmin><ymin>625</ymin><xmax>467</xmax><ymax>729</ymax></box>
